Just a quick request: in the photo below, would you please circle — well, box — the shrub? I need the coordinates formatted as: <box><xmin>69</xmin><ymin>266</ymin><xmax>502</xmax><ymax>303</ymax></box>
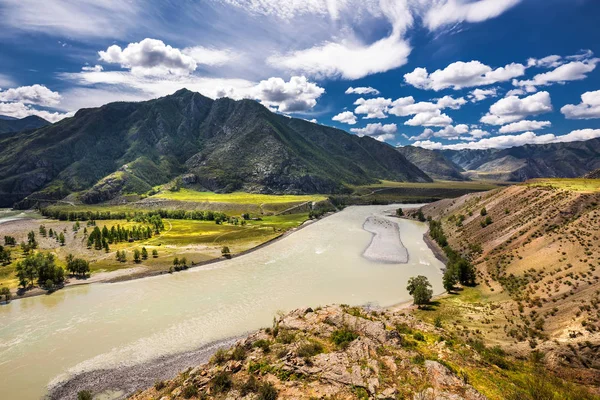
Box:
<box><xmin>395</xmin><ymin>323</ymin><xmax>413</xmax><ymax>334</ymax></box>
<box><xmin>77</xmin><ymin>390</ymin><xmax>93</xmax><ymax>400</ymax></box>
<box><xmin>211</xmin><ymin>371</ymin><xmax>232</xmax><ymax>393</ymax></box>
<box><xmin>241</xmin><ymin>375</ymin><xmax>259</xmax><ymax>396</ymax></box>
<box><xmin>276</xmin><ymin>329</ymin><xmax>295</xmax><ymax>344</ymax></box>
<box><xmin>331</xmin><ymin>328</ymin><xmax>359</xmax><ymax>349</ymax></box>
<box><xmin>231</xmin><ymin>345</ymin><xmax>246</xmax><ymax>361</ymax></box>
<box><xmin>253</xmin><ymin>339</ymin><xmax>271</xmax><ymax>353</ymax></box>
<box><xmin>182</xmin><ymin>384</ymin><xmax>198</xmax><ymax>399</ymax></box>
<box><xmin>154</xmin><ymin>380</ymin><xmax>166</xmax><ymax>391</ymax></box>
<box><xmin>412</xmin><ymin>354</ymin><xmax>425</xmax><ymax>365</ymax></box>
<box><xmin>257</xmin><ymin>382</ymin><xmax>278</xmax><ymax>400</ymax></box>
<box><xmin>296</xmin><ymin>340</ymin><xmax>324</xmax><ymax>358</ymax></box>
<box><xmin>413</xmin><ymin>332</ymin><xmax>425</xmax><ymax>341</ymax></box>
<box><xmin>211</xmin><ymin>348</ymin><xmax>228</xmax><ymax>364</ymax></box>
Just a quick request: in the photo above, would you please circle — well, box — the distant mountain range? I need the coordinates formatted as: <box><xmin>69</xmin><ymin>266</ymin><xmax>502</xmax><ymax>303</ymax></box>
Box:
<box><xmin>0</xmin><ymin>115</ymin><xmax>50</xmax><ymax>135</ymax></box>
<box><xmin>0</xmin><ymin>89</ymin><xmax>430</xmax><ymax>208</ymax></box>
<box><xmin>398</xmin><ymin>139</ymin><xmax>600</xmax><ymax>181</ymax></box>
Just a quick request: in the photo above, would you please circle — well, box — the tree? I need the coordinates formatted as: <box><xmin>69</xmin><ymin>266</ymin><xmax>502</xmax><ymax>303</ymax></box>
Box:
<box><xmin>480</xmin><ymin>207</ymin><xmax>487</xmax><ymax>216</ymax></box>
<box><xmin>396</xmin><ymin>208</ymin><xmax>404</xmax><ymax>217</ymax></box>
<box><xmin>443</xmin><ymin>267</ymin><xmax>458</xmax><ymax>293</ymax></box>
<box><xmin>416</xmin><ymin>210</ymin><xmax>426</xmax><ymax>222</ymax></box>
<box><xmin>173</xmin><ymin>257</ymin><xmax>180</xmax><ymax>266</ymax></box>
<box><xmin>0</xmin><ymin>287</ymin><xmax>11</xmax><ymax>303</ymax></box>
<box><xmin>406</xmin><ymin>275</ymin><xmax>433</xmax><ymax>308</ymax></box>
<box><xmin>133</xmin><ymin>249</ymin><xmax>141</xmax><ymax>263</ymax></box>
<box><xmin>152</xmin><ymin>249</ymin><xmax>158</xmax><ymax>258</ymax></box>
<box><xmin>59</xmin><ymin>232</ymin><xmax>66</xmax><ymax>246</ymax></box>
<box><xmin>180</xmin><ymin>257</ymin><xmax>187</xmax><ymax>267</ymax></box>
<box><xmin>141</xmin><ymin>247</ymin><xmax>148</xmax><ymax>260</ymax></box>
<box><xmin>221</xmin><ymin>246</ymin><xmax>231</xmax><ymax>258</ymax></box>
<box><xmin>4</xmin><ymin>236</ymin><xmax>16</xmax><ymax>246</ymax></box>
<box><xmin>27</xmin><ymin>231</ymin><xmax>37</xmax><ymax>249</ymax></box>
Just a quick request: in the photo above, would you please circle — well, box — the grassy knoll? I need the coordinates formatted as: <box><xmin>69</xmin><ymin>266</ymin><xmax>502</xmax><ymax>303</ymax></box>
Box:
<box><xmin>524</xmin><ymin>178</ymin><xmax>600</xmax><ymax>192</ymax></box>
<box><xmin>153</xmin><ymin>189</ymin><xmax>326</xmax><ymax>204</ymax></box>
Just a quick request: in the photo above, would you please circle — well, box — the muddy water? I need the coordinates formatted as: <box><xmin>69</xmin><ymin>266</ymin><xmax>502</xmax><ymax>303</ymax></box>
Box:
<box><xmin>0</xmin><ymin>204</ymin><xmax>443</xmax><ymax>399</ymax></box>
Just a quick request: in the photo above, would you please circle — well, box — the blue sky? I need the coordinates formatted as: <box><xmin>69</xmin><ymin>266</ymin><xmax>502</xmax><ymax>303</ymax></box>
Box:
<box><xmin>0</xmin><ymin>0</ymin><xmax>599</xmax><ymax>149</ymax></box>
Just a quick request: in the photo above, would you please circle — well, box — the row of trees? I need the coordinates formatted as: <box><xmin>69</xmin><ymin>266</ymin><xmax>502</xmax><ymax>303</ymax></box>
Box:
<box><xmin>428</xmin><ymin>219</ymin><xmax>477</xmax><ymax>292</ymax></box>
<box><xmin>15</xmin><ymin>252</ymin><xmax>65</xmax><ymax>290</ymax></box>
<box><xmin>116</xmin><ymin>248</ymin><xmax>158</xmax><ymax>263</ymax></box>
<box><xmin>40</xmin><ymin>208</ymin><xmax>229</xmax><ymax>223</ymax></box>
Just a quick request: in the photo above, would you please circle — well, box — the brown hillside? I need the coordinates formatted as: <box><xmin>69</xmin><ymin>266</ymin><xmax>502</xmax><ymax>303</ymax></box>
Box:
<box><xmin>419</xmin><ymin>180</ymin><xmax>600</xmax><ymax>384</ymax></box>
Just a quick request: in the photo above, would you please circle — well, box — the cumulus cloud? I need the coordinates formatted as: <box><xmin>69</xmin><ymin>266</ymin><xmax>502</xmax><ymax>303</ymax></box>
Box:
<box><xmin>405</xmin><ymin>110</ymin><xmax>452</xmax><ymax>127</ymax></box>
<box><xmin>409</xmin><ymin>124</ymin><xmax>488</xmax><ymax>141</ymax></box>
<box><xmin>424</xmin><ymin>0</ymin><xmax>522</xmax><ymax>30</ymax></box>
<box><xmin>0</xmin><ymin>101</ymin><xmax>71</xmax><ymax>123</ymax></box>
<box><xmin>332</xmin><ymin>111</ymin><xmax>357</xmax><ymax>125</ymax></box>
<box><xmin>0</xmin><ymin>84</ymin><xmax>61</xmax><ymax>106</ymax></box>
<box><xmin>514</xmin><ymin>58</ymin><xmax>600</xmax><ymax>88</ymax></box>
<box><xmin>561</xmin><ymin>90</ymin><xmax>600</xmax><ymax>119</ymax></box>
<box><xmin>388</xmin><ymin>95</ymin><xmax>465</xmax><ymax>117</ymax></box>
<box><xmin>468</xmin><ymin>88</ymin><xmax>497</xmax><ymax>102</ymax></box>
<box><xmin>350</xmin><ymin>123</ymin><xmax>397</xmax><ymax>142</ymax></box>
<box><xmin>345</xmin><ymin>86</ymin><xmax>380</xmax><ymax>96</ymax></box>
<box><xmin>414</xmin><ymin>129</ymin><xmax>600</xmax><ymax>150</ymax></box>
<box><xmin>252</xmin><ymin>76</ymin><xmax>325</xmax><ymax>113</ymax></box>
<box><xmin>404</xmin><ymin>61</ymin><xmax>525</xmax><ymax>91</ymax></box>
<box><xmin>353</xmin><ymin>97</ymin><xmax>392</xmax><ymax>119</ymax></box>
<box><xmin>99</xmin><ymin>38</ymin><xmax>198</xmax><ymax>76</ymax></box>
<box><xmin>480</xmin><ymin>91</ymin><xmax>552</xmax><ymax>125</ymax></box>
<box><xmin>499</xmin><ymin>120</ymin><xmax>551</xmax><ymax>133</ymax></box>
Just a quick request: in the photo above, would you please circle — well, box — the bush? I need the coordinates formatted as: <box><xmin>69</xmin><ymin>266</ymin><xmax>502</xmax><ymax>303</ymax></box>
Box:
<box><xmin>241</xmin><ymin>375</ymin><xmax>259</xmax><ymax>395</ymax></box>
<box><xmin>413</xmin><ymin>332</ymin><xmax>425</xmax><ymax>341</ymax></box>
<box><xmin>211</xmin><ymin>371</ymin><xmax>232</xmax><ymax>393</ymax></box>
<box><xmin>231</xmin><ymin>345</ymin><xmax>246</xmax><ymax>361</ymax></box>
<box><xmin>77</xmin><ymin>390</ymin><xmax>93</xmax><ymax>400</ymax></box>
<box><xmin>211</xmin><ymin>348</ymin><xmax>228</xmax><ymax>364</ymax></box>
<box><xmin>182</xmin><ymin>384</ymin><xmax>198</xmax><ymax>399</ymax></box>
<box><xmin>296</xmin><ymin>340</ymin><xmax>324</xmax><ymax>358</ymax></box>
<box><xmin>257</xmin><ymin>382</ymin><xmax>278</xmax><ymax>400</ymax></box>
<box><xmin>331</xmin><ymin>328</ymin><xmax>359</xmax><ymax>349</ymax></box>
<box><xmin>253</xmin><ymin>339</ymin><xmax>271</xmax><ymax>353</ymax></box>
<box><xmin>412</xmin><ymin>354</ymin><xmax>425</xmax><ymax>365</ymax></box>
<box><xmin>154</xmin><ymin>380</ymin><xmax>166</xmax><ymax>391</ymax></box>
<box><xmin>276</xmin><ymin>329</ymin><xmax>295</xmax><ymax>344</ymax></box>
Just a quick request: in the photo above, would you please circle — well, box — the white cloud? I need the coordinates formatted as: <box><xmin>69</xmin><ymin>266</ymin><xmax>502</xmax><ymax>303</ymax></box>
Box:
<box><xmin>514</xmin><ymin>59</ymin><xmax>600</xmax><ymax>88</ymax></box>
<box><xmin>182</xmin><ymin>46</ymin><xmax>233</xmax><ymax>66</ymax></box>
<box><xmin>332</xmin><ymin>111</ymin><xmax>357</xmax><ymax>125</ymax></box>
<box><xmin>345</xmin><ymin>86</ymin><xmax>380</xmax><ymax>96</ymax></box>
<box><xmin>267</xmin><ymin>1</ymin><xmax>413</xmax><ymax>79</ymax></box>
<box><xmin>409</xmin><ymin>124</ymin><xmax>488</xmax><ymax>141</ymax></box>
<box><xmin>527</xmin><ymin>55</ymin><xmax>563</xmax><ymax>68</ymax></box>
<box><xmin>350</xmin><ymin>123</ymin><xmax>397</xmax><ymax>139</ymax></box>
<box><xmin>354</xmin><ymin>97</ymin><xmax>392</xmax><ymax>119</ymax></box>
<box><xmin>0</xmin><ymin>84</ymin><xmax>61</xmax><ymax>106</ymax></box>
<box><xmin>499</xmin><ymin>120</ymin><xmax>551</xmax><ymax>133</ymax></box>
<box><xmin>480</xmin><ymin>91</ymin><xmax>552</xmax><ymax>125</ymax></box>
<box><xmin>413</xmin><ymin>129</ymin><xmax>600</xmax><ymax>150</ymax></box>
<box><xmin>424</xmin><ymin>0</ymin><xmax>521</xmax><ymax>30</ymax></box>
<box><xmin>0</xmin><ymin>0</ymin><xmax>141</xmax><ymax>38</ymax></box>
<box><xmin>0</xmin><ymin>101</ymin><xmax>71</xmax><ymax>123</ymax></box>
<box><xmin>82</xmin><ymin>65</ymin><xmax>104</xmax><ymax>72</ymax></box>
<box><xmin>99</xmin><ymin>38</ymin><xmax>198</xmax><ymax>76</ymax></box>
<box><xmin>251</xmin><ymin>76</ymin><xmax>325</xmax><ymax>113</ymax></box>
<box><xmin>468</xmin><ymin>88</ymin><xmax>497</xmax><ymax>102</ymax></box>
<box><xmin>561</xmin><ymin>90</ymin><xmax>600</xmax><ymax>120</ymax></box>
<box><xmin>0</xmin><ymin>73</ymin><xmax>16</xmax><ymax>88</ymax></box>
<box><xmin>405</xmin><ymin>110</ymin><xmax>452</xmax><ymax>127</ymax></box>
<box><xmin>404</xmin><ymin>61</ymin><xmax>525</xmax><ymax>91</ymax></box>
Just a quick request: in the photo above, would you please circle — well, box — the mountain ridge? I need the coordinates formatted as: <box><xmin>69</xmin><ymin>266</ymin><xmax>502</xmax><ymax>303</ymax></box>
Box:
<box><xmin>0</xmin><ymin>115</ymin><xmax>50</xmax><ymax>135</ymax></box>
<box><xmin>0</xmin><ymin>89</ymin><xmax>431</xmax><ymax>208</ymax></box>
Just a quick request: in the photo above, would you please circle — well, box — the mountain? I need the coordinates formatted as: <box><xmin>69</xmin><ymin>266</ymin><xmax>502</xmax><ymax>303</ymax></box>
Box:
<box><xmin>0</xmin><ymin>89</ymin><xmax>431</xmax><ymax>208</ymax></box>
<box><xmin>0</xmin><ymin>115</ymin><xmax>50</xmax><ymax>135</ymax></box>
<box><xmin>396</xmin><ymin>145</ymin><xmax>466</xmax><ymax>181</ymax></box>
<box><xmin>440</xmin><ymin>138</ymin><xmax>600</xmax><ymax>181</ymax></box>
<box><xmin>584</xmin><ymin>168</ymin><xmax>600</xmax><ymax>179</ymax></box>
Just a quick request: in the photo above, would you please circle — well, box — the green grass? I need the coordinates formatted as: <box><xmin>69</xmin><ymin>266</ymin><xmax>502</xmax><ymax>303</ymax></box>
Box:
<box><xmin>524</xmin><ymin>178</ymin><xmax>600</xmax><ymax>192</ymax></box>
<box><xmin>351</xmin><ymin>180</ymin><xmax>503</xmax><ymax>191</ymax></box>
<box><xmin>153</xmin><ymin>188</ymin><xmax>326</xmax><ymax>204</ymax></box>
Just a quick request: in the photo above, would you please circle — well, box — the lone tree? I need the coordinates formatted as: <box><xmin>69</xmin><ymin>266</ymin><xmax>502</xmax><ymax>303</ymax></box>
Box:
<box><xmin>133</xmin><ymin>249</ymin><xmax>141</xmax><ymax>263</ymax></box>
<box><xmin>152</xmin><ymin>249</ymin><xmax>158</xmax><ymax>258</ymax></box>
<box><xmin>407</xmin><ymin>275</ymin><xmax>433</xmax><ymax>308</ymax></box>
<box><xmin>443</xmin><ymin>268</ymin><xmax>458</xmax><ymax>293</ymax></box>
<box><xmin>141</xmin><ymin>247</ymin><xmax>148</xmax><ymax>260</ymax></box>
<box><xmin>221</xmin><ymin>246</ymin><xmax>231</xmax><ymax>258</ymax></box>
<box><xmin>396</xmin><ymin>208</ymin><xmax>404</xmax><ymax>217</ymax></box>
<box><xmin>0</xmin><ymin>287</ymin><xmax>11</xmax><ymax>303</ymax></box>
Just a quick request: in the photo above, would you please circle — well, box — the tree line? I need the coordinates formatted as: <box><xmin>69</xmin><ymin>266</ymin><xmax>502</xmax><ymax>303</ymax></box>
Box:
<box><xmin>428</xmin><ymin>219</ymin><xmax>477</xmax><ymax>292</ymax></box>
<box><xmin>40</xmin><ymin>208</ymin><xmax>230</xmax><ymax>223</ymax></box>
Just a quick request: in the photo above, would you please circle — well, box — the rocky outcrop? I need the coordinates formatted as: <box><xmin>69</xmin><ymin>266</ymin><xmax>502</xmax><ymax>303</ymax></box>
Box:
<box><xmin>129</xmin><ymin>305</ymin><xmax>488</xmax><ymax>400</ymax></box>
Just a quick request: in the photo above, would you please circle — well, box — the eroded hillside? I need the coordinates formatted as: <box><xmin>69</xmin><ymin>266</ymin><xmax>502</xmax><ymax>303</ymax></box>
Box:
<box><xmin>418</xmin><ymin>179</ymin><xmax>600</xmax><ymax>384</ymax></box>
